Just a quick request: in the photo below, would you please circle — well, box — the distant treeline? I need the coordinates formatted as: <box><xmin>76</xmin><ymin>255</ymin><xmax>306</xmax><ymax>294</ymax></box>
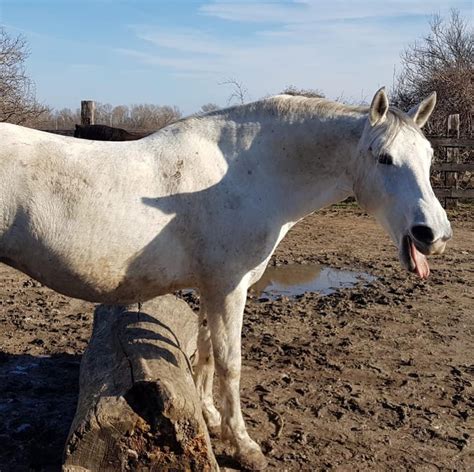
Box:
<box><xmin>36</xmin><ymin>103</ymin><xmax>182</xmax><ymax>131</ymax></box>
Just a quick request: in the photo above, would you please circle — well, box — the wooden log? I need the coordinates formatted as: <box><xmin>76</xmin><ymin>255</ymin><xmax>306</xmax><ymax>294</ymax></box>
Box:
<box><xmin>81</xmin><ymin>100</ymin><xmax>95</xmax><ymax>125</ymax></box>
<box><xmin>63</xmin><ymin>295</ymin><xmax>218</xmax><ymax>472</ymax></box>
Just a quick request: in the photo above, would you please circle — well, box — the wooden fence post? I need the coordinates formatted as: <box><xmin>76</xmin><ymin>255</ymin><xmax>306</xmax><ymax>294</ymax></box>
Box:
<box><xmin>470</xmin><ymin>106</ymin><xmax>474</xmax><ymax>137</ymax></box>
<box><xmin>81</xmin><ymin>100</ymin><xmax>95</xmax><ymax>125</ymax></box>
<box><xmin>447</xmin><ymin>114</ymin><xmax>460</xmax><ymax>139</ymax></box>
<box><xmin>445</xmin><ymin>114</ymin><xmax>461</xmax><ymax>208</ymax></box>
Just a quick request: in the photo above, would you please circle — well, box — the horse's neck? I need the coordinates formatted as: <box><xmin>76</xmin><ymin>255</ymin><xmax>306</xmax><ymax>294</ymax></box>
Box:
<box><xmin>241</xmin><ymin>109</ymin><xmax>366</xmax><ymax>222</ymax></box>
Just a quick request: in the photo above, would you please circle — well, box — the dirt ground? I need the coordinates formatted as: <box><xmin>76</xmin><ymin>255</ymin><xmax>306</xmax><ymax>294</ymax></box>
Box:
<box><xmin>0</xmin><ymin>205</ymin><xmax>472</xmax><ymax>472</ymax></box>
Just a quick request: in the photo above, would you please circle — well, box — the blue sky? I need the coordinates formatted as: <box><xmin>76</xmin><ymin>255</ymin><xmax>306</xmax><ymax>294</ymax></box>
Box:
<box><xmin>1</xmin><ymin>0</ymin><xmax>472</xmax><ymax>115</ymax></box>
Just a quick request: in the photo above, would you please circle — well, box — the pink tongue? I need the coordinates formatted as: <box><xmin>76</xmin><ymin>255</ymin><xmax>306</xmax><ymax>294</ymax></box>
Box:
<box><xmin>410</xmin><ymin>240</ymin><xmax>430</xmax><ymax>279</ymax></box>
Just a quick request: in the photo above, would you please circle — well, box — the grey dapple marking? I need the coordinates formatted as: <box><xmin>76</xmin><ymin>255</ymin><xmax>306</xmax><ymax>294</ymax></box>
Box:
<box><xmin>0</xmin><ymin>88</ymin><xmax>451</xmax><ymax>469</ymax></box>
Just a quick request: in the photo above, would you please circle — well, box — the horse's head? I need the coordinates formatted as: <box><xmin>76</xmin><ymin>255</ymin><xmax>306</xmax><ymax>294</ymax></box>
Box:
<box><xmin>353</xmin><ymin>87</ymin><xmax>452</xmax><ymax>279</ymax></box>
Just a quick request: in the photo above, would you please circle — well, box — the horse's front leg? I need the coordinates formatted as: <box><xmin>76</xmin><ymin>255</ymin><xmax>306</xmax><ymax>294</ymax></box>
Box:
<box><xmin>193</xmin><ymin>298</ymin><xmax>221</xmax><ymax>436</ymax></box>
<box><xmin>202</xmin><ymin>281</ymin><xmax>268</xmax><ymax>471</ymax></box>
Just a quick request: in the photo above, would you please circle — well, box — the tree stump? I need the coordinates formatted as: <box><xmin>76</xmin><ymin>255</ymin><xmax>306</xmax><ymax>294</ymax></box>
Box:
<box><xmin>63</xmin><ymin>295</ymin><xmax>218</xmax><ymax>472</ymax></box>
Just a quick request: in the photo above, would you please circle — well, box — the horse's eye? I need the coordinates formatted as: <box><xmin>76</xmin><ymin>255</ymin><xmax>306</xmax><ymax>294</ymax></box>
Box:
<box><xmin>378</xmin><ymin>153</ymin><xmax>393</xmax><ymax>165</ymax></box>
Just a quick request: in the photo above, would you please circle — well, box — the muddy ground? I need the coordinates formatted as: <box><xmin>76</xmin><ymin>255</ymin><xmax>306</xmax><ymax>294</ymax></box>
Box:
<box><xmin>0</xmin><ymin>205</ymin><xmax>472</xmax><ymax>471</ymax></box>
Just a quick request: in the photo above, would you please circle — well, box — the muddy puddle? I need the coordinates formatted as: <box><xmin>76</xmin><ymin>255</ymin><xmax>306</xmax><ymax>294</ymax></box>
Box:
<box><xmin>250</xmin><ymin>263</ymin><xmax>376</xmax><ymax>300</ymax></box>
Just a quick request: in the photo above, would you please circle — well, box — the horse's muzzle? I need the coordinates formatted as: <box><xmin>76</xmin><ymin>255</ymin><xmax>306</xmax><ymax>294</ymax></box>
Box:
<box><xmin>409</xmin><ymin>225</ymin><xmax>452</xmax><ymax>256</ymax></box>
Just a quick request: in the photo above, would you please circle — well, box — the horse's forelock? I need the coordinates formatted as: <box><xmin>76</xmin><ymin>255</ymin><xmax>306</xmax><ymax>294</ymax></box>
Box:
<box><xmin>387</xmin><ymin>107</ymin><xmax>423</xmax><ymax>134</ymax></box>
<box><xmin>367</xmin><ymin>107</ymin><xmax>424</xmax><ymax>151</ymax></box>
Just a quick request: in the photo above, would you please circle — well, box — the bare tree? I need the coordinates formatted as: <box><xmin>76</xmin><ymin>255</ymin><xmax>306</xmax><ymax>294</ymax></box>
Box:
<box><xmin>33</xmin><ymin>107</ymin><xmax>80</xmax><ymax>130</ymax></box>
<box><xmin>128</xmin><ymin>104</ymin><xmax>181</xmax><ymax>130</ymax></box>
<box><xmin>0</xmin><ymin>27</ymin><xmax>48</xmax><ymax>124</ymax></box>
<box><xmin>111</xmin><ymin>105</ymin><xmax>130</xmax><ymax>127</ymax></box>
<box><xmin>391</xmin><ymin>9</ymin><xmax>473</xmax><ymax>135</ymax></box>
<box><xmin>55</xmin><ymin>108</ymin><xmax>80</xmax><ymax>129</ymax></box>
<box><xmin>95</xmin><ymin>102</ymin><xmax>113</xmax><ymax>126</ymax></box>
<box><xmin>220</xmin><ymin>78</ymin><xmax>249</xmax><ymax>105</ymax></box>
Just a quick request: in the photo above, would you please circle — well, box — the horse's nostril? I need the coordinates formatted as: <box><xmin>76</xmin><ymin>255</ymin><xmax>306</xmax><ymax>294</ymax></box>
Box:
<box><xmin>411</xmin><ymin>225</ymin><xmax>435</xmax><ymax>245</ymax></box>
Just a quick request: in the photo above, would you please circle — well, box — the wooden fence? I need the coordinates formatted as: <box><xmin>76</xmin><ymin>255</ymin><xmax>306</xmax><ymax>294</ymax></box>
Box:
<box><xmin>429</xmin><ymin>137</ymin><xmax>474</xmax><ymax>207</ymax></box>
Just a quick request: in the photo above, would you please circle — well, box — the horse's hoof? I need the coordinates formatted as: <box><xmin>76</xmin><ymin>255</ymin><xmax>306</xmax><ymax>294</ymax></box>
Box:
<box><xmin>237</xmin><ymin>448</ymin><xmax>268</xmax><ymax>471</ymax></box>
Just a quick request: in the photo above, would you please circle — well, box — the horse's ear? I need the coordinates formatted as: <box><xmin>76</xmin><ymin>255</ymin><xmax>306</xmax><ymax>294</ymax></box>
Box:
<box><xmin>369</xmin><ymin>87</ymin><xmax>389</xmax><ymax>126</ymax></box>
<box><xmin>407</xmin><ymin>92</ymin><xmax>437</xmax><ymax>128</ymax></box>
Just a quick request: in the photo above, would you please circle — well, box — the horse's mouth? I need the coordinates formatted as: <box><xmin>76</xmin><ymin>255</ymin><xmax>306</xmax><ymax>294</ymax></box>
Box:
<box><xmin>400</xmin><ymin>235</ymin><xmax>430</xmax><ymax>279</ymax></box>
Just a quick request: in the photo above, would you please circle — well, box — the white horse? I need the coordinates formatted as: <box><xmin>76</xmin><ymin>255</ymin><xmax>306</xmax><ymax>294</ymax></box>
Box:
<box><xmin>0</xmin><ymin>88</ymin><xmax>451</xmax><ymax>470</ymax></box>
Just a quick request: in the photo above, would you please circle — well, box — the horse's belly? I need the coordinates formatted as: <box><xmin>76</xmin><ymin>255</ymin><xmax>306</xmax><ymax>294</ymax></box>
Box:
<box><xmin>2</xmin><ymin>198</ymin><xmax>195</xmax><ymax>302</ymax></box>
<box><xmin>3</xmin><ymin>255</ymin><xmax>191</xmax><ymax>304</ymax></box>
<box><xmin>2</xmin><ymin>225</ymin><xmax>194</xmax><ymax>304</ymax></box>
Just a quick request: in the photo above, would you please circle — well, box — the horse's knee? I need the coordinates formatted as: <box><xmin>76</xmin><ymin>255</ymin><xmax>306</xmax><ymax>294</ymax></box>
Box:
<box><xmin>215</xmin><ymin>360</ymin><xmax>240</xmax><ymax>383</ymax></box>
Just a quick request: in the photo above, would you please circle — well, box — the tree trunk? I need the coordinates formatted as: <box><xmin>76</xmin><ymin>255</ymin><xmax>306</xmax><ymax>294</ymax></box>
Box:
<box><xmin>63</xmin><ymin>296</ymin><xmax>218</xmax><ymax>472</ymax></box>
